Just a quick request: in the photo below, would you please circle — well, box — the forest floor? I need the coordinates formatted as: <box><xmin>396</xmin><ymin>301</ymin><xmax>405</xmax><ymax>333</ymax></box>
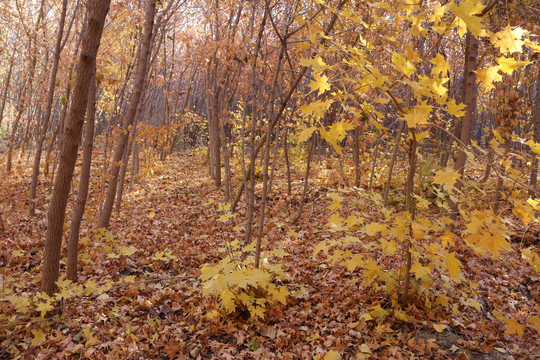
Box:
<box><xmin>0</xmin><ymin>150</ymin><xmax>539</xmax><ymax>359</ymax></box>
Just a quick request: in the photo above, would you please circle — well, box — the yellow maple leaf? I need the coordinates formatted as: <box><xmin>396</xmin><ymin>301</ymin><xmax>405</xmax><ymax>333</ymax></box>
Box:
<box><xmin>297</xmin><ymin>126</ymin><xmax>316</xmax><ymax>143</ymax></box>
<box><xmin>497</xmin><ymin>57</ymin><xmax>529</xmax><ymax>75</ymax></box>
<box><xmin>476</xmin><ymin>66</ymin><xmax>502</xmax><ymax>90</ymax></box>
<box><xmin>463</xmin><ymin>297</ymin><xmax>482</xmax><ymax>311</ymax></box>
<box><xmin>527</xmin><ymin>315</ymin><xmax>540</xmax><ymax>333</ymax></box>
<box><xmin>521</xmin><ymin>247</ymin><xmax>540</xmax><ymax>272</ymax></box>
<box><xmin>444</xmin><ymin>252</ymin><xmax>463</xmax><ymax>282</ymax></box>
<box><xmin>272</xmin><ymin>286</ymin><xmax>290</xmax><ymax>305</ymax></box>
<box><xmin>504</xmin><ymin>318</ymin><xmax>525</xmax><ymax>337</ymax></box>
<box><xmin>440</xmin><ymin>230</ymin><xmax>456</xmax><ymax>247</ymax></box>
<box><xmin>430</xmin><ymin>54</ymin><xmax>450</xmax><ymax>75</ymax></box>
<box><xmin>402</xmin><ymin>101</ymin><xmax>432</xmax><ymax>128</ymax></box>
<box><xmin>299</xmin><ymin>56</ymin><xmax>326</xmax><ymax>71</ymax></box>
<box><xmin>466</xmin><ymin>232</ymin><xmax>512</xmax><ymax>257</ymax></box>
<box><xmin>392</xmin><ymin>53</ymin><xmax>414</xmax><ymax>78</ymax></box>
<box><xmin>411</xmin><ymin>262</ymin><xmax>432</xmax><ymax>279</ymax></box>
<box><xmin>320</xmin><ymin>121</ymin><xmax>355</xmax><ymax>154</ymax></box>
<box><xmin>449</xmin><ymin>0</ymin><xmax>487</xmax><ymax>38</ymax></box>
<box><xmin>444</xmin><ymin>99</ymin><xmax>467</xmax><ymax>117</ymax></box>
<box><xmin>342</xmin><ymin>253</ymin><xmax>365</xmax><ymax>272</ymax></box>
<box><xmin>31</xmin><ymin>329</ymin><xmax>47</xmax><ymax>346</ymax></box>
<box><xmin>363</xmin><ymin>259</ymin><xmax>381</xmax><ymax>286</ymax></box>
<box><xmin>433</xmin><ymin>324</ymin><xmax>447</xmax><ymax>332</ymax></box>
<box><xmin>433</xmin><ymin>167</ymin><xmax>460</xmax><ymax>190</ymax></box>
<box><xmin>491</xmin><ymin>25</ymin><xmax>527</xmax><ymax>54</ymax></box>
<box><xmin>250</xmin><ymin>305</ymin><xmax>266</xmax><ymax>319</ymax></box>
<box><xmin>323</xmin><ymin>350</ymin><xmax>341</xmax><ymax>360</ymax></box>
<box><xmin>301</xmin><ymin>98</ymin><xmax>334</xmax><ymax>118</ymax></box>
<box><xmin>411</xmin><ymin>15</ymin><xmax>427</xmax><ymax>36</ymax></box>
<box><xmin>309</xmin><ymin>73</ymin><xmax>330</xmax><ymax>95</ymax></box>
<box><xmin>527</xmin><ymin>139</ymin><xmax>540</xmax><ymax>155</ymax></box>
<box><xmin>370</xmin><ymin>304</ymin><xmax>390</xmax><ymax>321</ymax></box>
<box><xmin>512</xmin><ymin>202</ymin><xmax>534</xmax><ymax>224</ymax></box>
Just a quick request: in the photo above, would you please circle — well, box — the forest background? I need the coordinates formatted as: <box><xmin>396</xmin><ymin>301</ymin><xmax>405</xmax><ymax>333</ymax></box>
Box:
<box><xmin>1</xmin><ymin>0</ymin><xmax>540</xmax><ymax>358</ymax></box>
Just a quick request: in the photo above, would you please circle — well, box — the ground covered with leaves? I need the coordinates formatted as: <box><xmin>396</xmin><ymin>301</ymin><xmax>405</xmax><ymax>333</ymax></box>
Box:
<box><xmin>1</xmin><ymin>152</ymin><xmax>539</xmax><ymax>359</ymax></box>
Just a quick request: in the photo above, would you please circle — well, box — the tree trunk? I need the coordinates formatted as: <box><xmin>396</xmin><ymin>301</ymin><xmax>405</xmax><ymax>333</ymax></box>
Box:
<box><xmin>0</xmin><ymin>49</ymin><xmax>15</xmax><ymax>129</ymax></box>
<box><xmin>450</xmin><ymin>32</ymin><xmax>479</xmax><ymax>218</ymax></box>
<box><xmin>67</xmin><ymin>71</ymin><xmax>97</xmax><ymax>282</ymax></box>
<box><xmin>29</xmin><ymin>0</ymin><xmax>69</xmax><ymax>216</ymax></box>
<box><xmin>529</xmin><ymin>75</ymin><xmax>540</xmax><ymax>197</ymax></box>
<box><xmin>98</xmin><ymin>0</ymin><xmax>157</xmax><ymax>230</ymax></box>
<box><xmin>41</xmin><ymin>0</ymin><xmax>111</xmax><ymax>296</ymax></box>
<box><xmin>454</xmin><ymin>32</ymin><xmax>479</xmax><ymax>187</ymax></box>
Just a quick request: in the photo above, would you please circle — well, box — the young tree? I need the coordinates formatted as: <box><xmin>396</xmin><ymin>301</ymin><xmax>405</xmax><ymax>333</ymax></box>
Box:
<box><xmin>41</xmin><ymin>0</ymin><xmax>112</xmax><ymax>296</ymax></box>
<box><xmin>98</xmin><ymin>0</ymin><xmax>157</xmax><ymax>230</ymax></box>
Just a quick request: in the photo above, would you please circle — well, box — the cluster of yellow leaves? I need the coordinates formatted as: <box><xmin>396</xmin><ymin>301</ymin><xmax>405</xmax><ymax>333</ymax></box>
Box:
<box><xmin>463</xmin><ymin>210</ymin><xmax>512</xmax><ymax>257</ymax></box>
<box><xmin>200</xmin><ymin>241</ymin><xmax>290</xmax><ymax>320</ymax></box>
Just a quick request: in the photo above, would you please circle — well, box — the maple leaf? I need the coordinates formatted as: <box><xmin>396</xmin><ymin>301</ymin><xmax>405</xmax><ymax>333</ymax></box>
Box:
<box><xmin>250</xmin><ymin>305</ymin><xmax>266</xmax><ymax>319</ymax></box>
<box><xmin>309</xmin><ymin>73</ymin><xmax>330</xmax><ymax>95</ymax></box>
<box><xmin>491</xmin><ymin>25</ymin><xmax>527</xmax><ymax>54</ymax></box>
<box><xmin>504</xmin><ymin>318</ymin><xmax>525</xmax><ymax>337</ymax></box>
<box><xmin>300</xmin><ymin>56</ymin><xmax>326</xmax><ymax>70</ymax></box>
<box><xmin>527</xmin><ymin>139</ymin><xmax>540</xmax><ymax>155</ymax></box>
<box><xmin>466</xmin><ymin>232</ymin><xmax>512</xmax><ymax>257</ymax></box>
<box><xmin>363</xmin><ymin>259</ymin><xmax>381</xmax><ymax>286</ymax></box>
<box><xmin>392</xmin><ymin>53</ymin><xmax>414</xmax><ymax>78</ymax></box>
<box><xmin>496</xmin><ymin>57</ymin><xmax>529</xmax><ymax>75</ymax></box>
<box><xmin>272</xmin><ymin>286</ymin><xmax>290</xmax><ymax>305</ymax></box>
<box><xmin>430</xmin><ymin>54</ymin><xmax>449</xmax><ymax>75</ymax></box>
<box><xmin>433</xmin><ymin>167</ymin><xmax>460</xmax><ymax>190</ymax></box>
<box><xmin>463</xmin><ymin>298</ymin><xmax>482</xmax><ymax>311</ymax></box>
<box><xmin>411</xmin><ymin>15</ymin><xmax>427</xmax><ymax>36</ymax></box>
<box><xmin>323</xmin><ymin>350</ymin><xmax>342</xmax><ymax>360</ymax></box>
<box><xmin>31</xmin><ymin>329</ymin><xmax>47</xmax><ymax>346</ymax></box>
<box><xmin>448</xmin><ymin>0</ymin><xmax>486</xmax><ymax>37</ymax></box>
<box><xmin>35</xmin><ymin>300</ymin><xmax>54</xmax><ymax>318</ymax></box>
<box><xmin>320</xmin><ymin>121</ymin><xmax>355</xmax><ymax>154</ymax></box>
<box><xmin>342</xmin><ymin>253</ymin><xmax>365</xmax><ymax>271</ymax></box>
<box><xmin>370</xmin><ymin>304</ymin><xmax>390</xmax><ymax>321</ymax></box>
<box><xmin>521</xmin><ymin>247</ymin><xmax>540</xmax><ymax>272</ymax></box>
<box><xmin>528</xmin><ymin>315</ymin><xmax>540</xmax><ymax>333</ymax></box>
<box><xmin>297</xmin><ymin>126</ymin><xmax>317</xmax><ymax>143</ymax></box>
<box><xmin>301</xmin><ymin>98</ymin><xmax>334</xmax><ymax>118</ymax></box>
<box><xmin>410</xmin><ymin>262</ymin><xmax>431</xmax><ymax>279</ymax></box>
<box><xmin>443</xmin><ymin>252</ymin><xmax>463</xmax><ymax>282</ymax></box>
<box><xmin>476</xmin><ymin>66</ymin><xmax>502</xmax><ymax>90</ymax></box>
<box><xmin>402</xmin><ymin>101</ymin><xmax>432</xmax><ymax>128</ymax></box>
<box><xmin>445</xmin><ymin>99</ymin><xmax>467</xmax><ymax>117</ymax></box>
<box><xmin>440</xmin><ymin>230</ymin><xmax>456</xmax><ymax>247</ymax></box>
<box><xmin>433</xmin><ymin>324</ymin><xmax>447</xmax><ymax>332</ymax></box>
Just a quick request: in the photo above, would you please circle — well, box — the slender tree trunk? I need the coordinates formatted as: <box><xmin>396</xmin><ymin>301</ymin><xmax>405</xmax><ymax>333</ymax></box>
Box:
<box><xmin>368</xmin><ymin>137</ymin><xmax>381</xmax><ymax>193</ymax></box>
<box><xmin>114</xmin><ymin>113</ymin><xmax>139</xmax><ymax>213</ymax></box>
<box><xmin>67</xmin><ymin>71</ymin><xmax>97</xmax><ymax>282</ymax></box>
<box><xmin>293</xmin><ymin>136</ymin><xmax>315</xmax><ymax>224</ymax></box>
<box><xmin>0</xmin><ymin>50</ymin><xmax>15</xmax><ymax>129</ymax></box>
<box><xmin>45</xmin><ymin>75</ymin><xmax>73</xmax><ymax>177</ymax></box>
<box><xmin>29</xmin><ymin>0</ymin><xmax>69</xmax><ymax>216</ymax></box>
<box><xmin>529</xmin><ymin>76</ymin><xmax>540</xmax><ymax>197</ymax></box>
<box><xmin>400</xmin><ymin>129</ymin><xmax>417</xmax><ymax>305</ymax></box>
<box><xmin>98</xmin><ymin>0</ymin><xmax>157</xmax><ymax>230</ymax></box>
<box><xmin>384</xmin><ymin>120</ymin><xmax>405</xmax><ymax>206</ymax></box>
<box><xmin>41</xmin><ymin>0</ymin><xmax>111</xmax><ymax>295</ymax></box>
<box><xmin>451</xmin><ymin>32</ymin><xmax>479</xmax><ymax>214</ymax></box>
<box><xmin>353</xmin><ymin>126</ymin><xmax>361</xmax><ymax>187</ymax></box>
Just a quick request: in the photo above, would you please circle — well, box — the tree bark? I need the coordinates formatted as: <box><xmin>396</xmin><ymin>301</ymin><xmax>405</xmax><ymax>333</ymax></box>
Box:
<box><xmin>29</xmin><ymin>0</ymin><xmax>69</xmax><ymax>216</ymax></box>
<box><xmin>41</xmin><ymin>0</ymin><xmax>111</xmax><ymax>296</ymax></box>
<box><xmin>98</xmin><ymin>0</ymin><xmax>157</xmax><ymax>230</ymax></box>
<box><xmin>0</xmin><ymin>49</ymin><xmax>15</xmax><ymax>129</ymax></box>
<box><xmin>529</xmin><ymin>75</ymin><xmax>540</xmax><ymax>197</ymax></box>
<box><xmin>67</xmin><ymin>71</ymin><xmax>97</xmax><ymax>282</ymax></box>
